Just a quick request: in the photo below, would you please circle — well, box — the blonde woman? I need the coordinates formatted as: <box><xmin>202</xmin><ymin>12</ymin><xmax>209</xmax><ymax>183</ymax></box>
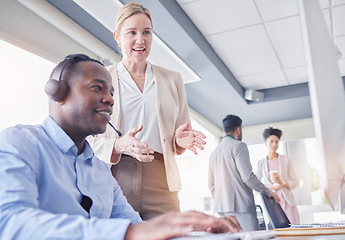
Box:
<box><xmin>88</xmin><ymin>2</ymin><xmax>206</xmax><ymax>220</ymax></box>
<box><xmin>255</xmin><ymin>127</ymin><xmax>300</xmax><ymax>224</ymax></box>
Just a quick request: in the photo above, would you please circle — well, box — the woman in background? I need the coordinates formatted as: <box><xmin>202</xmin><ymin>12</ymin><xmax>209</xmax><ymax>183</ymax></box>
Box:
<box><xmin>88</xmin><ymin>2</ymin><xmax>206</xmax><ymax>220</ymax></box>
<box><xmin>255</xmin><ymin>127</ymin><xmax>300</xmax><ymax>224</ymax></box>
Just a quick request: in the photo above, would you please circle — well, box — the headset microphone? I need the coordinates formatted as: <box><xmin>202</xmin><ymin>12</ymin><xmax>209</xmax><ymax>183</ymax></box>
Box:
<box><xmin>108</xmin><ymin>122</ymin><xmax>122</xmax><ymax>136</ymax></box>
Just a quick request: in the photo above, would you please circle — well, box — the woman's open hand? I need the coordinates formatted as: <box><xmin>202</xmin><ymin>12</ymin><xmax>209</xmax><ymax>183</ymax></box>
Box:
<box><xmin>175</xmin><ymin>123</ymin><xmax>206</xmax><ymax>155</ymax></box>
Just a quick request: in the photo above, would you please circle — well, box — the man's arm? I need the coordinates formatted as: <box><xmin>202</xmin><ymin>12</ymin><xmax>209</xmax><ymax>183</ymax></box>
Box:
<box><xmin>0</xmin><ymin>153</ymin><xmax>136</xmax><ymax>239</ymax></box>
<box><xmin>110</xmin><ymin>178</ymin><xmax>142</xmax><ymax>223</ymax></box>
<box><xmin>0</xmin><ymin>128</ymin><xmax>135</xmax><ymax>240</ymax></box>
<box><xmin>234</xmin><ymin>143</ymin><xmax>271</xmax><ymax>197</ymax></box>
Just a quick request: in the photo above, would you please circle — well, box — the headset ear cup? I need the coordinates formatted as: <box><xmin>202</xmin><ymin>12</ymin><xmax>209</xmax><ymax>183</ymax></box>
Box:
<box><xmin>45</xmin><ymin>79</ymin><xmax>69</xmax><ymax>102</ymax></box>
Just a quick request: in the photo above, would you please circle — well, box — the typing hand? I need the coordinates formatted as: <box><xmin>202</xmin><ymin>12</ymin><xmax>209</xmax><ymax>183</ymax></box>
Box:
<box><xmin>124</xmin><ymin>211</ymin><xmax>239</xmax><ymax>240</ymax></box>
<box><xmin>219</xmin><ymin>215</ymin><xmax>242</xmax><ymax>233</ymax></box>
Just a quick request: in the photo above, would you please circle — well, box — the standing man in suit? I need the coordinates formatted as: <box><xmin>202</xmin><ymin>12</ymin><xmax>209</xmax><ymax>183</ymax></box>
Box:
<box><xmin>208</xmin><ymin>114</ymin><xmax>279</xmax><ymax>231</ymax></box>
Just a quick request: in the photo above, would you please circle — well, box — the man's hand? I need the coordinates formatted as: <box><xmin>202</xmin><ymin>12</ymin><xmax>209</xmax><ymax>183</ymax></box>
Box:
<box><xmin>111</xmin><ymin>126</ymin><xmax>154</xmax><ymax>163</ymax></box>
<box><xmin>175</xmin><ymin>123</ymin><xmax>206</xmax><ymax>155</ymax></box>
<box><xmin>211</xmin><ymin>215</ymin><xmax>242</xmax><ymax>233</ymax></box>
<box><xmin>270</xmin><ymin>191</ymin><xmax>280</xmax><ymax>203</ymax></box>
<box><xmin>268</xmin><ymin>184</ymin><xmax>281</xmax><ymax>191</ymax></box>
<box><xmin>124</xmin><ymin>211</ymin><xmax>241</xmax><ymax>240</ymax></box>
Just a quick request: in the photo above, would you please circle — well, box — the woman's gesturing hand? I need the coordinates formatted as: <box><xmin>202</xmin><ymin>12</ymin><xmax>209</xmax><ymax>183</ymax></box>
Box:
<box><xmin>112</xmin><ymin>126</ymin><xmax>155</xmax><ymax>163</ymax></box>
<box><xmin>175</xmin><ymin>123</ymin><xmax>206</xmax><ymax>155</ymax></box>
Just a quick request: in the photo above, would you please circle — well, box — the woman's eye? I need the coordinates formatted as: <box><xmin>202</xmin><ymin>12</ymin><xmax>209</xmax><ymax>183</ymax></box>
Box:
<box><xmin>144</xmin><ymin>31</ymin><xmax>151</xmax><ymax>35</ymax></box>
<box><xmin>129</xmin><ymin>31</ymin><xmax>136</xmax><ymax>35</ymax></box>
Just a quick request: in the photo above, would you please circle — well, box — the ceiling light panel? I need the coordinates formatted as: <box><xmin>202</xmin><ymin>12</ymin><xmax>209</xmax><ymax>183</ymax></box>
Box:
<box><xmin>207</xmin><ymin>24</ymin><xmax>280</xmax><ymax>77</ymax></box>
<box><xmin>266</xmin><ymin>16</ymin><xmax>305</xmax><ymax>68</ymax></box>
<box><xmin>178</xmin><ymin>0</ymin><xmax>261</xmax><ymax>36</ymax></box>
<box><xmin>284</xmin><ymin>66</ymin><xmax>308</xmax><ymax>85</ymax></box>
<box><xmin>238</xmin><ymin>70</ymin><xmax>287</xmax><ymax>90</ymax></box>
<box><xmin>255</xmin><ymin>0</ymin><xmax>299</xmax><ymax>22</ymax></box>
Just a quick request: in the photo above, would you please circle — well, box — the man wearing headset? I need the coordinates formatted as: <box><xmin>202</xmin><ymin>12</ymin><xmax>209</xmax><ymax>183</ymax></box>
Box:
<box><xmin>0</xmin><ymin>54</ymin><xmax>240</xmax><ymax>240</ymax></box>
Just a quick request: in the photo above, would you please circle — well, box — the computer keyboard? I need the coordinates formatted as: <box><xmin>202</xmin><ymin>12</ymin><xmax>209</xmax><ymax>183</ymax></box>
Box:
<box><xmin>170</xmin><ymin>230</ymin><xmax>276</xmax><ymax>240</ymax></box>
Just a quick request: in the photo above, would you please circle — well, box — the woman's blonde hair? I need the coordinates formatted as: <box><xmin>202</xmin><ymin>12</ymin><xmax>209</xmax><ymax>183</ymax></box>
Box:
<box><xmin>115</xmin><ymin>2</ymin><xmax>152</xmax><ymax>33</ymax></box>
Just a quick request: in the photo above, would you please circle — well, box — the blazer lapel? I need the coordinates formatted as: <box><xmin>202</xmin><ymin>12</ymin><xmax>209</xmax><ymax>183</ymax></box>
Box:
<box><xmin>264</xmin><ymin>157</ymin><xmax>270</xmax><ymax>181</ymax></box>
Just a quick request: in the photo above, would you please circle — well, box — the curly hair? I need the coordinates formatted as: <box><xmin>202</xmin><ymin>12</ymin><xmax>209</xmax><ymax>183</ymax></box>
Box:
<box><xmin>263</xmin><ymin>127</ymin><xmax>282</xmax><ymax>141</ymax></box>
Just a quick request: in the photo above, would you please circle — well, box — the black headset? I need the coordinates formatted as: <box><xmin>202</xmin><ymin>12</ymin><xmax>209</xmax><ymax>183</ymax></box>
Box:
<box><xmin>45</xmin><ymin>54</ymin><xmax>102</xmax><ymax>102</ymax></box>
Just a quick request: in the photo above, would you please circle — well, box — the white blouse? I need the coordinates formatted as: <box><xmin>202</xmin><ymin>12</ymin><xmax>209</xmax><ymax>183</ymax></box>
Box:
<box><xmin>117</xmin><ymin>62</ymin><xmax>163</xmax><ymax>153</ymax></box>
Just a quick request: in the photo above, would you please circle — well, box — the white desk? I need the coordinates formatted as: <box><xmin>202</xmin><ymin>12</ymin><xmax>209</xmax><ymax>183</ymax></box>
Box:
<box><xmin>277</xmin><ymin>235</ymin><xmax>345</xmax><ymax>240</ymax></box>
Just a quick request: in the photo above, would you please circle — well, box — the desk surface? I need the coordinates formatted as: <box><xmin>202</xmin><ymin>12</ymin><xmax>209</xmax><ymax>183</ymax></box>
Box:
<box><xmin>276</xmin><ymin>235</ymin><xmax>345</xmax><ymax>240</ymax></box>
<box><xmin>275</xmin><ymin>227</ymin><xmax>345</xmax><ymax>240</ymax></box>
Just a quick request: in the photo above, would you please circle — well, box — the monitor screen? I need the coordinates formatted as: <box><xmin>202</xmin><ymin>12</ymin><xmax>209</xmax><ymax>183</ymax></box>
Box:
<box><xmin>260</xmin><ymin>193</ymin><xmax>291</xmax><ymax>229</ymax></box>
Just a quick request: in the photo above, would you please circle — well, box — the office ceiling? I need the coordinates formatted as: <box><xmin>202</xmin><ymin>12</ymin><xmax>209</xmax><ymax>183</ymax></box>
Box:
<box><xmin>2</xmin><ymin>0</ymin><xmax>345</xmax><ymax>134</ymax></box>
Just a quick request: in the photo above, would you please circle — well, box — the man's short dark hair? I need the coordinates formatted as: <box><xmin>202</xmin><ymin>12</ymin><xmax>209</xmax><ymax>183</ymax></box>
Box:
<box><xmin>60</xmin><ymin>56</ymin><xmax>103</xmax><ymax>85</ymax></box>
<box><xmin>263</xmin><ymin>127</ymin><xmax>282</xmax><ymax>141</ymax></box>
<box><xmin>49</xmin><ymin>54</ymin><xmax>104</xmax><ymax>85</ymax></box>
<box><xmin>222</xmin><ymin>114</ymin><xmax>242</xmax><ymax>133</ymax></box>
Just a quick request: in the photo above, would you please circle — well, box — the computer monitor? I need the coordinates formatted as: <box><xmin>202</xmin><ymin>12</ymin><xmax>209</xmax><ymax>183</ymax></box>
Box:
<box><xmin>298</xmin><ymin>0</ymin><xmax>345</xmax><ymax>211</ymax></box>
<box><xmin>260</xmin><ymin>193</ymin><xmax>291</xmax><ymax>229</ymax></box>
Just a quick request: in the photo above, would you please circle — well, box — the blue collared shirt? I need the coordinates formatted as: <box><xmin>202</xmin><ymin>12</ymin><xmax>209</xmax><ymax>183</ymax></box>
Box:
<box><xmin>0</xmin><ymin>117</ymin><xmax>141</xmax><ymax>240</ymax></box>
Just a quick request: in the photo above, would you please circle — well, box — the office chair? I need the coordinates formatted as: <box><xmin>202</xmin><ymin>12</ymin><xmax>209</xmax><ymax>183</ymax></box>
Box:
<box><xmin>256</xmin><ymin>205</ymin><xmax>266</xmax><ymax>230</ymax></box>
<box><xmin>260</xmin><ymin>193</ymin><xmax>290</xmax><ymax>229</ymax></box>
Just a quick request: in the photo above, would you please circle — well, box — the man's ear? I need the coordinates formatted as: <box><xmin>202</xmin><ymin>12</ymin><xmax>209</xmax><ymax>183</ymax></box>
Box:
<box><xmin>233</xmin><ymin>127</ymin><xmax>241</xmax><ymax>138</ymax></box>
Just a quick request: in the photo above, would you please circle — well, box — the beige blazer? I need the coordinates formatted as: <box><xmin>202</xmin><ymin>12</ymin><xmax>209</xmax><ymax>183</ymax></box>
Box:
<box><xmin>255</xmin><ymin>155</ymin><xmax>299</xmax><ymax>206</ymax></box>
<box><xmin>87</xmin><ymin>63</ymin><xmax>191</xmax><ymax>192</ymax></box>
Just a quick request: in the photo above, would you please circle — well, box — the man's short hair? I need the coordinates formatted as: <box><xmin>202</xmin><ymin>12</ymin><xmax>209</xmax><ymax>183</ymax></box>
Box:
<box><xmin>222</xmin><ymin>114</ymin><xmax>242</xmax><ymax>133</ymax></box>
<box><xmin>60</xmin><ymin>55</ymin><xmax>103</xmax><ymax>85</ymax></box>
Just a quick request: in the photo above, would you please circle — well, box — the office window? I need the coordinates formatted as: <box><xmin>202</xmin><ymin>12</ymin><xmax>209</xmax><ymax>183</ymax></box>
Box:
<box><xmin>177</xmin><ymin>118</ymin><xmax>219</xmax><ymax>214</ymax></box>
<box><xmin>0</xmin><ymin>39</ymin><xmax>54</xmax><ymax>131</ymax></box>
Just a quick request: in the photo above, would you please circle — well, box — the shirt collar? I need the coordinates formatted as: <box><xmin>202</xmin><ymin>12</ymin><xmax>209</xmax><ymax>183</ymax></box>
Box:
<box><xmin>225</xmin><ymin>134</ymin><xmax>238</xmax><ymax>140</ymax></box>
<box><xmin>42</xmin><ymin>117</ymin><xmax>94</xmax><ymax>161</ymax></box>
<box><xmin>118</xmin><ymin>61</ymin><xmax>152</xmax><ymax>79</ymax></box>
<box><xmin>42</xmin><ymin>117</ymin><xmax>75</xmax><ymax>154</ymax></box>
